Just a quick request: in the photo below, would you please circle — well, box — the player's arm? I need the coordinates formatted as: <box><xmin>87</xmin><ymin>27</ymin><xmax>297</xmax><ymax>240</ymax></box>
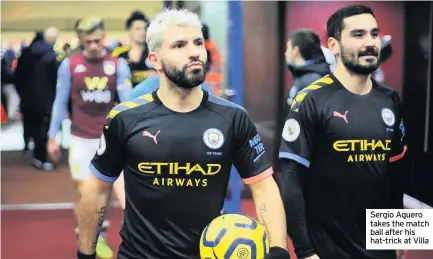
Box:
<box><xmin>116</xmin><ymin>58</ymin><xmax>133</xmax><ymax>102</ymax></box>
<box><xmin>279</xmin><ymin>94</ymin><xmax>318</xmax><ymax>259</ymax></box>
<box><xmin>77</xmin><ymin>110</ymin><xmax>126</xmax><ymax>258</ymax></box>
<box><xmin>48</xmin><ymin>58</ymin><xmax>71</xmax><ymax>139</ymax></box>
<box><xmin>388</xmin><ymin>92</ymin><xmax>408</xmax><ymax>209</ymax></box>
<box><xmin>47</xmin><ymin>58</ymin><xmax>72</xmax><ymax>162</ymax></box>
<box><xmin>232</xmin><ymin>109</ymin><xmax>290</xmax><ymax>258</ymax></box>
<box><xmin>128</xmin><ymin>75</ymin><xmax>159</xmax><ymax>100</ymax></box>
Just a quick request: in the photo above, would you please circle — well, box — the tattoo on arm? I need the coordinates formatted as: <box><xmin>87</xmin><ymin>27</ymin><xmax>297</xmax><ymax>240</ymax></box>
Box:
<box><xmin>259</xmin><ymin>204</ymin><xmax>272</xmax><ymax>244</ymax></box>
<box><xmin>91</xmin><ymin>206</ymin><xmax>107</xmax><ymax>250</ymax></box>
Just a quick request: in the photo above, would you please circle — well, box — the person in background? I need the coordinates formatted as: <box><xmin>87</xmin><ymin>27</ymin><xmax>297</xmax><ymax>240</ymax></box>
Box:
<box><xmin>112</xmin><ymin>11</ymin><xmax>155</xmax><ymax>87</ymax></box>
<box><xmin>47</xmin><ymin>17</ymin><xmax>132</xmax><ymax>259</ymax></box>
<box><xmin>1</xmin><ymin>50</ymin><xmax>15</xmax><ymax>118</ymax></box>
<box><xmin>285</xmin><ymin>29</ymin><xmax>331</xmax><ymax>111</ymax></box>
<box><xmin>14</xmin><ymin>31</ymin><xmax>44</xmax><ymax>152</ymax></box>
<box><xmin>14</xmin><ymin>27</ymin><xmax>59</xmax><ymax>169</ymax></box>
<box><xmin>202</xmin><ymin>23</ymin><xmax>224</xmax><ymax>96</ymax></box>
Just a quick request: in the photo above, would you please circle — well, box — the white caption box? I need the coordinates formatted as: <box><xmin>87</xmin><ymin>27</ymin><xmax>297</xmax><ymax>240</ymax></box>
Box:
<box><xmin>366</xmin><ymin>209</ymin><xmax>433</xmax><ymax>250</ymax></box>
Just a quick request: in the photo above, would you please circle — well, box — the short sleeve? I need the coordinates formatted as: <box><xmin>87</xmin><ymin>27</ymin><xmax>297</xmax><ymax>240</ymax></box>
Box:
<box><xmin>232</xmin><ymin>109</ymin><xmax>272</xmax><ymax>184</ymax></box>
<box><xmin>89</xmin><ymin>108</ymin><xmax>126</xmax><ymax>182</ymax></box>
<box><xmin>115</xmin><ymin>58</ymin><xmax>133</xmax><ymax>102</ymax></box>
<box><xmin>279</xmin><ymin>94</ymin><xmax>317</xmax><ymax>168</ymax></box>
<box><xmin>389</xmin><ymin>92</ymin><xmax>408</xmax><ymax>163</ymax></box>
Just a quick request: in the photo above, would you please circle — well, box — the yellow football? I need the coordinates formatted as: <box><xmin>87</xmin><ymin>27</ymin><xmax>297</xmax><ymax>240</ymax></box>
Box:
<box><xmin>200</xmin><ymin>214</ymin><xmax>269</xmax><ymax>259</ymax></box>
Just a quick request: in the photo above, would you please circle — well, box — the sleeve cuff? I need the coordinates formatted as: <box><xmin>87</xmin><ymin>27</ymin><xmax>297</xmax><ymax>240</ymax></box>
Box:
<box><xmin>89</xmin><ymin>163</ymin><xmax>118</xmax><ymax>183</ymax></box>
<box><xmin>279</xmin><ymin>151</ymin><xmax>310</xmax><ymax>168</ymax></box>
<box><xmin>389</xmin><ymin>145</ymin><xmax>408</xmax><ymax>163</ymax></box>
<box><xmin>242</xmin><ymin>167</ymin><xmax>273</xmax><ymax>185</ymax></box>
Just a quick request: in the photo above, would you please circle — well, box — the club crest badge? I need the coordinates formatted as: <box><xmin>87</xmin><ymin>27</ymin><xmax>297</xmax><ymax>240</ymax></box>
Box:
<box><xmin>103</xmin><ymin>61</ymin><xmax>116</xmax><ymax>75</ymax></box>
<box><xmin>381</xmin><ymin>108</ymin><xmax>395</xmax><ymax>127</ymax></box>
<box><xmin>96</xmin><ymin>133</ymin><xmax>106</xmax><ymax>155</ymax></box>
<box><xmin>203</xmin><ymin>128</ymin><xmax>224</xmax><ymax>149</ymax></box>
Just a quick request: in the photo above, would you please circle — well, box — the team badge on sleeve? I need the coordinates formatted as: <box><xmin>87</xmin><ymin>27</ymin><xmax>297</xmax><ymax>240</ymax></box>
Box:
<box><xmin>96</xmin><ymin>133</ymin><xmax>107</xmax><ymax>155</ymax></box>
<box><xmin>381</xmin><ymin>108</ymin><xmax>395</xmax><ymax>127</ymax></box>
<box><xmin>203</xmin><ymin>128</ymin><xmax>224</xmax><ymax>149</ymax></box>
<box><xmin>103</xmin><ymin>61</ymin><xmax>116</xmax><ymax>76</ymax></box>
<box><xmin>282</xmin><ymin>118</ymin><xmax>300</xmax><ymax>142</ymax></box>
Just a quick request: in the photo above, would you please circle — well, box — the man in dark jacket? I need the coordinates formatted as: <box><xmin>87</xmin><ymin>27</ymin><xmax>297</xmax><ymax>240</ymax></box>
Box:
<box><xmin>14</xmin><ymin>27</ymin><xmax>59</xmax><ymax>170</ymax></box>
<box><xmin>1</xmin><ymin>55</ymin><xmax>15</xmax><ymax>116</ymax></box>
<box><xmin>285</xmin><ymin>29</ymin><xmax>331</xmax><ymax>111</ymax></box>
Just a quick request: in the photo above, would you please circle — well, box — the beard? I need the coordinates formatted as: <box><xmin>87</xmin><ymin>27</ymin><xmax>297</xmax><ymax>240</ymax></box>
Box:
<box><xmin>162</xmin><ymin>59</ymin><xmax>207</xmax><ymax>89</ymax></box>
<box><xmin>340</xmin><ymin>45</ymin><xmax>380</xmax><ymax>75</ymax></box>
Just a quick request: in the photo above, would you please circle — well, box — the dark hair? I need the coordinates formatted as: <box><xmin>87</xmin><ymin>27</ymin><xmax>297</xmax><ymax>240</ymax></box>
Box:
<box><xmin>326</xmin><ymin>5</ymin><xmax>376</xmax><ymax>40</ymax></box>
<box><xmin>77</xmin><ymin>17</ymin><xmax>105</xmax><ymax>33</ymax></box>
<box><xmin>74</xmin><ymin>19</ymin><xmax>82</xmax><ymax>30</ymax></box>
<box><xmin>34</xmin><ymin>31</ymin><xmax>44</xmax><ymax>42</ymax></box>
<box><xmin>202</xmin><ymin>23</ymin><xmax>209</xmax><ymax>41</ymax></box>
<box><xmin>126</xmin><ymin>11</ymin><xmax>148</xmax><ymax>30</ymax></box>
<box><xmin>290</xmin><ymin>28</ymin><xmax>322</xmax><ymax>60</ymax></box>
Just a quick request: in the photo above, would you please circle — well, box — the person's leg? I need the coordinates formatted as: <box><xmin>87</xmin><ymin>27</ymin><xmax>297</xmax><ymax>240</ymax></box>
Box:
<box><xmin>33</xmin><ymin>116</ymin><xmax>53</xmax><ymax>169</ymax></box>
<box><xmin>28</xmin><ymin>116</ymin><xmax>45</xmax><ymax>168</ymax></box>
<box><xmin>70</xmin><ymin>136</ymin><xmax>113</xmax><ymax>259</ymax></box>
<box><xmin>21</xmin><ymin>112</ymin><xmax>31</xmax><ymax>152</ymax></box>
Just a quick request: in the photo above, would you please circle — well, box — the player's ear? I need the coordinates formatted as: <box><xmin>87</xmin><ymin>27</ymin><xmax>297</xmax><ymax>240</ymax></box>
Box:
<box><xmin>148</xmin><ymin>52</ymin><xmax>162</xmax><ymax>70</ymax></box>
<box><xmin>293</xmin><ymin>46</ymin><xmax>300</xmax><ymax>58</ymax></box>
<box><xmin>327</xmin><ymin>37</ymin><xmax>340</xmax><ymax>56</ymax></box>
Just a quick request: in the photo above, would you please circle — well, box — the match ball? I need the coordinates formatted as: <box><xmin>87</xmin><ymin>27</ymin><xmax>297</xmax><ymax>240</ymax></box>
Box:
<box><xmin>199</xmin><ymin>214</ymin><xmax>269</xmax><ymax>259</ymax></box>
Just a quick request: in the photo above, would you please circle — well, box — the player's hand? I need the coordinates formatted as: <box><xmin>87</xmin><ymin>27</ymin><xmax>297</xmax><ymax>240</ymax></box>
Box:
<box><xmin>47</xmin><ymin>138</ymin><xmax>61</xmax><ymax>163</ymax></box>
<box><xmin>396</xmin><ymin>250</ymin><xmax>406</xmax><ymax>259</ymax></box>
<box><xmin>265</xmin><ymin>246</ymin><xmax>291</xmax><ymax>259</ymax></box>
<box><xmin>305</xmin><ymin>255</ymin><xmax>320</xmax><ymax>259</ymax></box>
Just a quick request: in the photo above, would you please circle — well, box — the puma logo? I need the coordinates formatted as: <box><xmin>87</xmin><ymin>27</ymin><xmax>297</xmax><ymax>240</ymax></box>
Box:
<box><xmin>142</xmin><ymin>130</ymin><xmax>161</xmax><ymax>144</ymax></box>
<box><xmin>333</xmin><ymin>111</ymin><xmax>349</xmax><ymax>124</ymax></box>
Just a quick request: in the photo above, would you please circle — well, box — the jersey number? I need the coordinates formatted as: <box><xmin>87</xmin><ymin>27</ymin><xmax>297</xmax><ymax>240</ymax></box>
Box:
<box><xmin>84</xmin><ymin>76</ymin><xmax>109</xmax><ymax>90</ymax></box>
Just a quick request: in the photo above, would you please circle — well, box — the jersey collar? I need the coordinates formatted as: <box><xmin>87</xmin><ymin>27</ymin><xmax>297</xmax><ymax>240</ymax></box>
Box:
<box><xmin>152</xmin><ymin>88</ymin><xmax>209</xmax><ymax>108</ymax></box>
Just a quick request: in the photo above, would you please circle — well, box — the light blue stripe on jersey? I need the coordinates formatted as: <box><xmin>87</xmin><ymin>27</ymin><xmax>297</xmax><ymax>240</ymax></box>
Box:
<box><xmin>90</xmin><ymin>163</ymin><xmax>118</xmax><ymax>183</ymax></box>
<box><xmin>279</xmin><ymin>151</ymin><xmax>310</xmax><ymax>168</ymax></box>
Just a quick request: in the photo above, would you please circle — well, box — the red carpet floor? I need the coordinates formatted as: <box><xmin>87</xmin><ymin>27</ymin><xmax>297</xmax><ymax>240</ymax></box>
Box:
<box><xmin>1</xmin><ymin>201</ymin><xmax>295</xmax><ymax>259</ymax></box>
<box><xmin>1</xmin><ymin>151</ymin><xmax>432</xmax><ymax>259</ymax></box>
<box><xmin>2</xmin><ymin>201</ymin><xmax>432</xmax><ymax>259</ymax></box>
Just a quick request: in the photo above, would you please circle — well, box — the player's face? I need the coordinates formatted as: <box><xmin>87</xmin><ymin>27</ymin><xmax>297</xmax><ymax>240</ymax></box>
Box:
<box><xmin>335</xmin><ymin>14</ymin><xmax>381</xmax><ymax>75</ymax></box>
<box><xmin>83</xmin><ymin>29</ymin><xmax>106</xmax><ymax>58</ymax></box>
<box><xmin>129</xmin><ymin>20</ymin><xmax>146</xmax><ymax>44</ymax></box>
<box><xmin>155</xmin><ymin>26</ymin><xmax>207</xmax><ymax>89</ymax></box>
<box><xmin>285</xmin><ymin>40</ymin><xmax>294</xmax><ymax>64</ymax></box>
